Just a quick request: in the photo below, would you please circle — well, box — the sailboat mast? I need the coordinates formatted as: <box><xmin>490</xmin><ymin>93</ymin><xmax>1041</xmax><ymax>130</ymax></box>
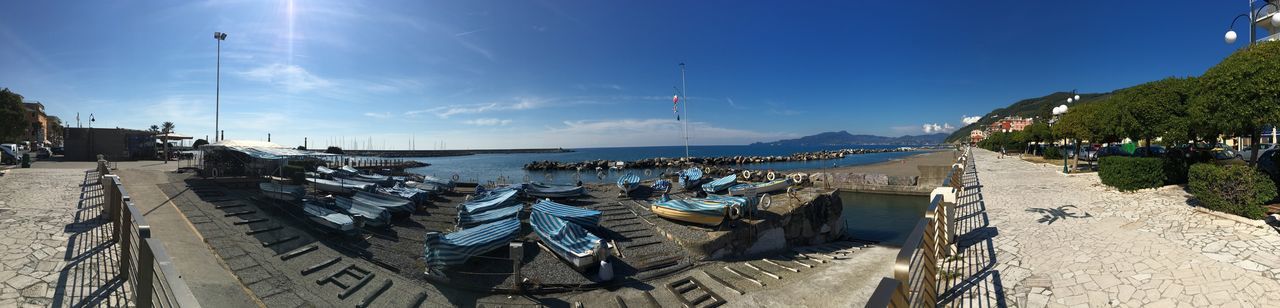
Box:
<box><xmin>681</xmin><ymin>63</ymin><xmax>689</xmax><ymax>159</ymax></box>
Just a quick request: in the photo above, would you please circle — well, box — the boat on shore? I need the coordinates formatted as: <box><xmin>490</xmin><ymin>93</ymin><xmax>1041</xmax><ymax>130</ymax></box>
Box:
<box><xmin>338</xmin><ymin>166</ymin><xmax>396</xmax><ymax>187</ymax></box>
<box><xmin>650</xmin><ymin>195</ymin><xmax>740</xmax><ymax>227</ymax></box>
<box><xmin>334</xmin><ymin>196</ymin><xmax>392</xmax><ymax>227</ymax></box>
<box><xmin>727</xmin><ymin>178</ymin><xmax>793</xmax><ymax>196</ymax></box>
<box><xmin>530</xmin><ymin>208</ymin><xmax>606</xmax><ymax>272</ymax></box>
<box><xmin>523</xmin><ymin>182</ymin><xmax>586</xmax><ymax>198</ymax></box>
<box><xmin>423</xmin><ymin>217</ymin><xmax>521</xmax><ymax>269</ymax></box>
<box><xmin>531</xmin><ymin>199</ymin><xmax>601</xmax><ymax>227</ymax></box>
<box><xmin>616</xmin><ymin>172</ymin><xmax>640</xmax><ymax>193</ymax></box>
<box><xmin>353</xmin><ymin>190</ymin><xmax>415</xmax><ymax>214</ymax></box>
<box><xmin>307</xmin><ymin>177</ymin><xmax>374</xmax><ymax>194</ymax></box>
<box><xmin>457</xmin><ymin>203</ymin><xmax>522</xmax><ymax>229</ymax></box>
<box><xmin>259</xmin><ymin>182</ymin><xmax>304</xmax><ymax>202</ymax></box>
<box><xmin>303</xmin><ymin>200</ymin><xmax>358</xmax><ymax>235</ymax></box>
<box><xmin>677</xmin><ymin>167</ymin><xmax>703</xmax><ymax>190</ymax></box>
<box><xmin>378</xmin><ymin>183</ymin><xmax>432</xmax><ymax>204</ymax></box>
<box><xmin>458</xmin><ymin>188</ymin><xmax>520</xmax><ymax>214</ymax></box>
<box><xmin>701</xmin><ymin>174</ymin><xmax>737</xmax><ymax>193</ymax></box>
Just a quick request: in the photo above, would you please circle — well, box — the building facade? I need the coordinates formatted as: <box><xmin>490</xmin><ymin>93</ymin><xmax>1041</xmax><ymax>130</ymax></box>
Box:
<box><xmin>22</xmin><ymin>102</ymin><xmax>48</xmax><ymax>146</ymax></box>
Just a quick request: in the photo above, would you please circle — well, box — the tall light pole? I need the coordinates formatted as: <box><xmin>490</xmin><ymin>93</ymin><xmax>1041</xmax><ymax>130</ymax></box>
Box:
<box><xmin>1054</xmin><ymin>91</ymin><xmax>1078</xmax><ymax>174</ymax></box>
<box><xmin>214</xmin><ymin>32</ymin><xmax>227</xmax><ymax>142</ymax></box>
<box><xmin>1225</xmin><ymin>2</ymin><xmax>1280</xmax><ymax>46</ymax></box>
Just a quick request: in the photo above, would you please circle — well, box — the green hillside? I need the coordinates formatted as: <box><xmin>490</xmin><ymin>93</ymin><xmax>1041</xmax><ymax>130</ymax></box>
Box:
<box><xmin>944</xmin><ymin>91</ymin><xmax>1115</xmax><ymax>142</ymax></box>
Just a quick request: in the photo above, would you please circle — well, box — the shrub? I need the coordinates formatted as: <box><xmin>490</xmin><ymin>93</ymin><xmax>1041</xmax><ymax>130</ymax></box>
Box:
<box><xmin>1098</xmin><ymin>156</ymin><xmax>1165</xmax><ymax>191</ymax></box>
<box><xmin>1187</xmin><ymin>164</ymin><xmax>1277</xmax><ymax>219</ymax></box>
<box><xmin>1043</xmin><ymin>147</ymin><xmax>1063</xmax><ymax>160</ymax></box>
<box><xmin>1161</xmin><ymin>152</ymin><xmax>1190</xmax><ymax>185</ymax></box>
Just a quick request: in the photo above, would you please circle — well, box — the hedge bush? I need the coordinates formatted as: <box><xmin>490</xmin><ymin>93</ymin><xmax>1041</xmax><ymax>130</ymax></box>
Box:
<box><xmin>1187</xmin><ymin>164</ymin><xmax>1277</xmax><ymax>219</ymax></box>
<box><xmin>1098</xmin><ymin>156</ymin><xmax>1165</xmax><ymax>191</ymax></box>
<box><xmin>1043</xmin><ymin>147</ymin><xmax>1063</xmax><ymax>160</ymax></box>
<box><xmin>1161</xmin><ymin>151</ymin><xmax>1190</xmax><ymax>185</ymax></box>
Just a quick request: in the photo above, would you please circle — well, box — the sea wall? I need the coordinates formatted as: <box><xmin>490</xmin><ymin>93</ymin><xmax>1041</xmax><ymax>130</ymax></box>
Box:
<box><xmin>652</xmin><ymin>188</ymin><xmax>845</xmax><ymax>260</ymax></box>
<box><xmin>805</xmin><ymin>165</ymin><xmax>951</xmax><ymax>196</ymax></box>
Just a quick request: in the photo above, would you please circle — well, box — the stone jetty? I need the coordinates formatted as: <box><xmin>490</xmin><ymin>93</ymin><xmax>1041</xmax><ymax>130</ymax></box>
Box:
<box><xmin>522</xmin><ymin>147</ymin><xmax>913</xmax><ymax>171</ymax></box>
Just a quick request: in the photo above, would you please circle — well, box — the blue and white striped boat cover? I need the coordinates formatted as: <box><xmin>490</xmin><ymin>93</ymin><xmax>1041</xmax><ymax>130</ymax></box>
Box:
<box><xmin>423</xmin><ymin>217</ymin><xmax>521</xmax><ymax>268</ymax></box>
<box><xmin>524</xmin><ymin>182</ymin><xmax>586</xmax><ymax>198</ymax></box>
<box><xmin>378</xmin><ymin>183</ymin><xmax>431</xmax><ymax>204</ymax></box>
<box><xmin>530</xmin><ymin>209</ymin><xmax>602</xmax><ymax>259</ymax></box>
<box><xmin>678</xmin><ymin>167</ymin><xmax>703</xmax><ymax>189</ymax></box>
<box><xmin>652</xmin><ymin>180</ymin><xmax>672</xmax><ymax>192</ymax></box>
<box><xmin>459</xmin><ymin>188</ymin><xmax>520</xmax><ymax>214</ymax></box>
<box><xmin>653</xmin><ymin>195</ymin><xmax>731</xmax><ymax>217</ymax></box>
<box><xmin>457</xmin><ymin>203</ymin><xmax>522</xmax><ymax>229</ymax></box>
<box><xmin>706</xmin><ymin>194</ymin><xmax>753</xmax><ymax>217</ymax></box>
<box><xmin>617</xmin><ymin>172</ymin><xmax>641</xmax><ymax>191</ymax></box>
<box><xmin>701</xmin><ymin>174</ymin><xmax>738</xmax><ymax>193</ymax></box>
<box><xmin>353</xmin><ymin>190</ymin><xmax>414</xmax><ymax>213</ymax></box>
<box><xmin>532</xmin><ymin>199</ymin><xmax>601</xmax><ymax>227</ymax></box>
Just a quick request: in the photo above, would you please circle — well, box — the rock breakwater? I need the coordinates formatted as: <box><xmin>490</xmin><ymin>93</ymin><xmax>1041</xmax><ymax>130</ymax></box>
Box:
<box><xmin>522</xmin><ymin>148</ymin><xmax>912</xmax><ymax>171</ymax></box>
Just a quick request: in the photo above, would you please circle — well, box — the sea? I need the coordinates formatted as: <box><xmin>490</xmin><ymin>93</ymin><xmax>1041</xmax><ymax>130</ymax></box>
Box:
<box><xmin>403</xmin><ymin>145</ymin><xmax>924</xmax><ymax>185</ymax></box>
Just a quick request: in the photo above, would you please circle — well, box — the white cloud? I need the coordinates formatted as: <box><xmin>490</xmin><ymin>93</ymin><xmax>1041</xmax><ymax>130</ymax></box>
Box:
<box><xmin>238</xmin><ymin>63</ymin><xmax>331</xmax><ymax>92</ymax></box>
<box><xmin>363</xmin><ymin>112</ymin><xmax>392</xmax><ymax>119</ymax></box>
<box><xmin>922</xmin><ymin>123</ymin><xmax>956</xmax><ymax>133</ymax></box>
<box><xmin>962</xmin><ymin>115</ymin><xmax>982</xmax><ymax>125</ymax></box>
<box><xmin>407</xmin><ymin>97</ymin><xmax>542</xmax><ymax>118</ymax></box>
<box><xmin>463</xmin><ymin>118</ymin><xmax>512</xmax><ymax>126</ymax></box>
<box><xmin>540</xmin><ymin>118</ymin><xmax>794</xmax><ymax>147</ymax></box>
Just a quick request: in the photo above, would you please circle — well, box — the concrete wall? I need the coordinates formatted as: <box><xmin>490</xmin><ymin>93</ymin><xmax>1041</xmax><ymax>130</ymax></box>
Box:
<box><xmin>64</xmin><ymin>128</ymin><xmax>154</xmax><ymax>161</ymax></box>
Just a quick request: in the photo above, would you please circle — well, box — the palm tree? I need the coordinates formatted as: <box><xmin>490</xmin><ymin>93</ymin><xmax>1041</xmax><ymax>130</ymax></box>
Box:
<box><xmin>161</xmin><ymin>122</ymin><xmax>175</xmax><ymax>163</ymax></box>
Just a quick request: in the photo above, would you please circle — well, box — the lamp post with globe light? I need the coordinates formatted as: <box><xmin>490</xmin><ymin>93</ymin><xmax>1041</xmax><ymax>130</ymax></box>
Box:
<box><xmin>1053</xmin><ymin>92</ymin><xmax>1079</xmax><ymax>174</ymax></box>
<box><xmin>1225</xmin><ymin>2</ymin><xmax>1280</xmax><ymax>46</ymax></box>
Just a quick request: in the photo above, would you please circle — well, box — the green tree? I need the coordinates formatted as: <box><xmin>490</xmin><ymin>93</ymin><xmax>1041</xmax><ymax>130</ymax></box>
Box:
<box><xmin>0</xmin><ymin>88</ymin><xmax>29</xmax><ymax>143</ymax></box>
<box><xmin>1113</xmin><ymin>77</ymin><xmax>1193</xmax><ymax>149</ymax></box>
<box><xmin>47</xmin><ymin>116</ymin><xmax>65</xmax><ymax>145</ymax></box>
<box><xmin>1192</xmin><ymin>40</ymin><xmax>1280</xmax><ymax>166</ymax></box>
<box><xmin>161</xmin><ymin>121</ymin><xmax>175</xmax><ymax>163</ymax></box>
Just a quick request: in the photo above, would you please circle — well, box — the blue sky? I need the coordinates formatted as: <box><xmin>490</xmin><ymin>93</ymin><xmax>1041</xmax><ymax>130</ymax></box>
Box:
<box><xmin>0</xmin><ymin>1</ymin><xmax>1254</xmax><ymax>149</ymax></box>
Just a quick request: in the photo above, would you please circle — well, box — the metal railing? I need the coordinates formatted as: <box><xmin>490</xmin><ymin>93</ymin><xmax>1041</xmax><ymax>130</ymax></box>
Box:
<box><xmin>98</xmin><ymin>160</ymin><xmax>201</xmax><ymax>308</ymax></box>
<box><xmin>865</xmin><ymin>146</ymin><xmax>971</xmax><ymax>308</ymax></box>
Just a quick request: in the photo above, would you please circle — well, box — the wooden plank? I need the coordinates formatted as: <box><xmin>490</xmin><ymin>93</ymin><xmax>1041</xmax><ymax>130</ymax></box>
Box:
<box><xmin>302</xmin><ymin>257</ymin><xmax>342</xmax><ymax>275</ymax></box>
<box><xmin>280</xmin><ymin>245</ymin><xmax>317</xmax><ymax>261</ymax></box>
<box><xmin>338</xmin><ymin>272</ymin><xmax>375</xmax><ymax>299</ymax></box>
<box><xmin>233</xmin><ymin>218</ymin><xmax>267</xmax><ymax>225</ymax></box>
<box><xmin>722</xmin><ymin>266</ymin><xmax>763</xmax><ymax>287</ymax></box>
<box><xmin>262</xmin><ymin>235</ymin><xmax>299</xmax><ymax>247</ymax></box>
<box><xmin>224</xmin><ymin>210</ymin><xmax>257</xmax><ymax>217</ymax></box>
<box><xmin>744</xmin><ymin>263</ymin><xmax>780</xmax><ymax>280</ymax></box>
<box><xmin>245</xmin><ymin>226</ymin><xmax>282</xmax><ymax>235</ymax></box>
<box><xmin>761</xmin><ymin>259</ymin><xmax>799</xmax><ymax>273</ymax></box>
<box><xmin>355</xmin><ymin>279</ymin><xmax>393</xmax><ymax>308</ymax></box>
<box><xmin>641</xmin><ymin>291</ymin><xmax>661</xmax><ymax>307</ymax></box>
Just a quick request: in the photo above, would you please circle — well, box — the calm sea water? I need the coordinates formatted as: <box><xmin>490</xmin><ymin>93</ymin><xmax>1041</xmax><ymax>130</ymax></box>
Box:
<box><xmin>403</xmin><ymin>145</ymin><xmax>922</xmax><ymax>185</ymax></box>
<box><xmin>838</xmin><ymin>191</ymin><xmax>929</xmax><ymax>246</ymax></box>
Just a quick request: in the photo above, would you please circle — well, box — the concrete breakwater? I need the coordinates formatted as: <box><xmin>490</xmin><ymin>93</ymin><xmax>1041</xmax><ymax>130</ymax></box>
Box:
<box><xmin>522</xmin><ymin>147</ymin><xmax>912</xmax><ymax>170</ymax></box>
<box><xmin>343</xmin><ymin>148</ymin><xmax>572</xmax><ymax>158</ymax></box>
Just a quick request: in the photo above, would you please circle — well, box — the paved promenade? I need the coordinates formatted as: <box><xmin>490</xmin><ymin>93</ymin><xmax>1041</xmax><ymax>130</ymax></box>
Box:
<box><xmin>946</xmin><ymin>149</ymin><xmax>1280</xmax><ymax>307</ymax></box>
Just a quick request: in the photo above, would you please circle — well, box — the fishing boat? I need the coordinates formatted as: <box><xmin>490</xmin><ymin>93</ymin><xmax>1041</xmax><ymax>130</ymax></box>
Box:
<box><xmin>420</xmin><ymin>175</ymin><xmax>457</xmax><ymax>190</ymax></box>
<box><xmin>677</xmin><ymin>167</ymin><xmax>703</xmax><ymax>190</ymax></box>
<box><xmin>532</xmin><ymin>199</ymin><xmax>601</xmax><ymax>226</ymax></box>
<box><xmin>334</xmin><ymin>196</ymin><xmax>392</xmax><ymax>227</ymax></box>
<box><xmin>616</xmin><ymin>172</ymin><xmax>641</xmax><ymax>193</ymax></box>
<box><xmin>306</xmin><ymin>177</ymin><xmax>374</xmax><ymax>194</ymax></box>
<box><xmin>701</xmin><ymin>174</ymin><xmax>738</xmax><ymax>193</ymax></box>
<box><xmin>650</xmin><ymin>195</ymin><xmax>741</xmax><ymax>227</ymax></box>
<box><xmin>330</xmin><ymin>166</ymin><xmax>395</xmax><ymax>187</ymax></box>
<box><xmin>378</xmin><ymin>183</ymin><xmax>431</xmax><ymax>204</ymax></box>
<box><xmin>727</xmin><ymin>178</ymin><xmax>793</xmax><ymax>196</ymax></box>
<box><xmin>652</xmin><ymin>179</ymin><xmax>672</xmax><ymax>193</ymax></box>
<box><xmin>353</xmin><ymin>190</ymin><xmax>414</xmax><ymax>214</ymax></box>
<box><xmin>530</xmin><ymin>209</ymin><xmax>606</xmax><ymax>272</ymax></box>
<box><xmin>423</xmin><ymin>217</ymin><xmax>521</xmax><ymax>269</ymax></box>
<box><xmin>457</xmin><ymin>203</ymin><xmax>522</xmax><ymax>229</ymax></box>
<box><xmin>705</xmin><ymin>194</ymin><xmax>755</xmax><ymax>218</ymax></box>
<box><xmin>458</xmin><ymin>188</ymin><xmax>520</xmax><ymax>214</ymax></box>
<box><xmin>523</xmin><ymin>182</ymin><xmax>585</xmax><ymax>198</ymax></box>
<box><xmin>303</xmin><ymin>200</ymin><xmax>358</xmax><ymax>235</ymax></box>
<box><xmin>258</xmin><ymin>182</ymin><xmax>304</xmax><ymax>202</ymax></box>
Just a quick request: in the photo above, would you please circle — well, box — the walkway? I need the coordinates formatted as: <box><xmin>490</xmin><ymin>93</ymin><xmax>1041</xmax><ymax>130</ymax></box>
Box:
<box><xmin>945</xmin><ymin>149</ymin><xmax>1280</xmax><ymax>307</ymax></box>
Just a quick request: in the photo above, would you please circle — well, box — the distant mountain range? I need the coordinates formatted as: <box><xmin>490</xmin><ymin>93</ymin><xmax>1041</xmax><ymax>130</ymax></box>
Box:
<box><xmin>750</xmin><ymin>131</ymin><xmax>949</xmax><ymax>146</ymax></box>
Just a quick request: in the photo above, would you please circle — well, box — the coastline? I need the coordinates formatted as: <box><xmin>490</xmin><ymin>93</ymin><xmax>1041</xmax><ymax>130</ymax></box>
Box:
<box><xmin>801</xmin><ymin>149</ymin><xmax>957</xmax><ymax>178</ymax></box>
<box><xmin>340</xmin><ymin>148</ymin><xmax>572</xmax><ymax>158</ymax></box>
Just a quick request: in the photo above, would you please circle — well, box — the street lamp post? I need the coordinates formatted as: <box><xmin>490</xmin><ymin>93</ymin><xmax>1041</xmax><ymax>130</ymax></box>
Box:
<box><xmin>213</xmin><ymin>32</ymin><xmax>227</xmax><ymax>142</ymax></box>
<box><xmin>1053</xmin><ymin>91</ymin><xmax>1078</xmax><ymax>174</ymax></box>
<box><xmin>1225</xmin><ymin>2</ymin><xmax>1280</xmax><ymax>46</ymax></box>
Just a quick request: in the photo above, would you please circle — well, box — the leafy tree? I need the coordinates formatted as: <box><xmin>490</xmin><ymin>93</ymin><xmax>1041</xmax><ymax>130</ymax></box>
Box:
<box><xmin>0</xmin><ymin>88</ymin><xmax>29</xmax><ymax>143</ymax></box>
<box><xmin>47</xmin><ymin>116</ymin><xmax>65</xmax><ymax>145</ymax></box>
<box><xmin>325</xmin><ymin>146</ymin><xmax>344</xmax><ymax>154</ymax></box>
<box><xmin>1113</xmin><ymin>77</ymin><xmax>1193</xmax><ymax>149</ymax></box>
<box><xmin>160</xmin><ymin>121</ymin><xmax>175</xmax><ymax>163</ymax></box>
<box><xmin>1192</xmin><ymin>40</ymin><xmax>1280</xmax><ymax>166</ymax></box>
<box><xmin>192</xmin><ymin>139</ymin><xmax>209</xmax><ymax>148</ymax></box>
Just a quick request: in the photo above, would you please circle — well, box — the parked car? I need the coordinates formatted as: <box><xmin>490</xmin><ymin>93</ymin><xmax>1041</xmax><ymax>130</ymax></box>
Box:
<box><xmin>1096</xmin><ymin>145</ymin><xmax>1130</xmax><ymax>159</ymax></box>
<box><xmin>1133</xmin><ymin>145</ymin><xmax>1166</xmax><ymax>158</ymax></box>
<box><xmin>1208</xmin><ymin>148</ymin><xmax>1246</xmax><ymax>166</ymax></box>
<box><xmin>1256</xmin><ymin>149</ymin><xmax>1280</xmax><ymax>191</ymax></box>
<box><xmin>0</xmin><ymin>144</ymin><xmax>20</xmax><ymax>165</ymax></box>
<box><xmin>34</xmin><ymin>147</ymin><xmax>52</xmax><ymax>159</ymax></box>
<box><xmin>1237</xmin><ymin>144</ymin><xmax>1276</xmax><ymax>162</ymax></box>
<box><xmin>1080</xmin><ymin>145</ymin><xmax>1101</xmax><ymax>161</ymax></box>
<box><xmin>50</xmin><ymin>147</ymin><xmax>64</xmax><ymax>155</ymax></box>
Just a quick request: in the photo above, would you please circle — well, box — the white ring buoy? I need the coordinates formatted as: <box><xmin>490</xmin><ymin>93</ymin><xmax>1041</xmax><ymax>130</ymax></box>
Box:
<box><xmin>791</xmin><ymin>174</ymin><xmax>803</xmax><ymax>183</ymax></box>
<box><xmin>451</xmin><ymin>174</ymin><xmax>460</xmax><ymax>182</ymax></box>
<box><xmin>644</xmin><ymin>169</ymin><xmax>653</xmax><ymax>176</ymax></box>
<box><xmin>728</xmin><ymin>204</ymin><xmax>742</xmax><ymax>220</ymax></box>
<box><xmin>742</xmin><ymin>170</ymin><xmax>752</xmax><ymax>179</ymax></box>
<box><xmin>767</xmin><ymin>172</ymin><xmax>776</xmax><ymax>181</ymax></box>
<box><xmin>760</xmin><ymin>194</ymin><xmax>773</xmax><ymax>210</ymax></box>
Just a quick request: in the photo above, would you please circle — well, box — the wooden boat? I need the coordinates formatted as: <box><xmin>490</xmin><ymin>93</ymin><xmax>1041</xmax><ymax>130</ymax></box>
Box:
<box><xmin>701</xmin><ymin>174</ymin><xmax>738</xmax><ymax>193</ymax></box>
<box><xmin>303</xmin><ymin>200</ymin><xmax>358</xmax><ymax>235</ymax></box>
<box><xmin>423</xmin><ymin>217</ymin><xmax>521</xmax><ymax>269</ymax></box>
<box><xmin>727</xmin><ymin>178</ymin><xmax>793</xmax><ymax>196</ymax></box>
<box><xmin>650</xmin><ymin>195</ymin><xmax>740</xmax><ymax>227</ymax></box>
<box><xmin>258</xmin><ymin>182</ymin><xmax>304</xmax><ymax>202</ymax></box>
<box><xmin>530</xmin><ymin>208</ymin><xmax>605</xmax><ymax>272</ymax></box>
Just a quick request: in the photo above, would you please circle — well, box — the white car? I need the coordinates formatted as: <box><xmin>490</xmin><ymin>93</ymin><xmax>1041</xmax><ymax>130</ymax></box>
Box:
<box><xmin>0</xmin><ymin>144</ymin><xmax>19</xmax><ymax>164</ymax></box>
<box><xmin>1238</xmin><ymin>144</ymin><xmax>1276</xmax><ymax>162</ymax></box>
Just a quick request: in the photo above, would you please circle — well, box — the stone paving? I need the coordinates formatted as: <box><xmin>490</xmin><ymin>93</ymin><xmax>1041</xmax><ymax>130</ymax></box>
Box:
<box><xmin>945</xmin><ymin>149</ymin><xmax>1280</xmax><ymax>307</ymax></box>
<box><xmin>0</xmin><ymin>168</ymin><xmax>128</xmax><ymax>307</ymax></box>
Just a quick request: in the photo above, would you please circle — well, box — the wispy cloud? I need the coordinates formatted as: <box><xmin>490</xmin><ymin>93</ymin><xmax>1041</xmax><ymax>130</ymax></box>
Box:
<box><xmin>363</xmin><ymin>112</ymin><xmax>392</xmax><ymax>119</ymax></box>
<box><xmin>573</xmin><ymin>83</ymin><xmax>624</xmax><ymax>91</ymax></box>
<box><xmin>543</xmin><ymin>118</ymin><xmax>794</xmax><ymax>147</ymax></box>
<box><xmin>922</xmin><ymin>123</ymin><xmax>956</xmax><ymax>133</ymax></box>
<box><xmin>962</xmin><ymin>115</ymin><xmax>981</xmax><ymax>125</ymax></box>
<box><xmin>454</xmin><ymin>28</ymin><xmax>485</xmax><ymax>37</ymax></box>
<box><xmin>463</xmin><ymin>118</ymin><xmax>512</xmax><ymax>126</ymax></box>
<box><xmin>238</xmin><ymin>63</ymin><xmax>330</xmax><ymax>92</ymax></box>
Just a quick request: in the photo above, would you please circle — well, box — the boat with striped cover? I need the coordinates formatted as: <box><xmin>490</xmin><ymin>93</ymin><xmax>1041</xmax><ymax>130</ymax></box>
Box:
<box><xmin>531</xmin><ymin>199</ymin><xmax>601</xmax><ymax>227</ymax></box>
<box><xmin>651</xmin><ymin>179</ymin><xmax>672</xmax><ymax>193</ymax></box>
<box><xmin>423</xmin><ymin>217</ymin><xmax>521</xmax><ymax>268</ymax></box>
<box><xmin>259</xmin><ymin>182</ymin><xmax>304</xmax><ymax>202</ymax></box>
<box><xmin>650</xmin><ymin>195</ymin><xmax>741</xmax><ymax>227</ymax></box>
<box><xmin>616</xmin><ymin>172</ymin><xmax>641</xmax><ymax>193</ymax></box>
<box><xmin>705</xmin><ymin>194</ymin><xmax>756</xmax><ymax>218</ymax></box>
<box><xmin>378</xmin><ymin>183</ymin><xmax>431</xmax><ymax>204</ymax></box>
<box><xmin>334</xmin><ymin>166</ymin><xmax>396</xmax><ymax>187</ymax></box>
<box><xmin>306</xmin><ymin>177</ymin><xmax>374</xmax><ymax>194</ymax></box>
<box><xmin>727</xmin><ymin>178</ymin><xmax>793</xmax><ymax>196</ymax></box>
<box><xmin>701</xmin><ymin>174</ymin><xmax>738</xmax><ymax>193</ymax></box>
<box><xmin>457</xmin><ymin>203</ymin><xmax>522</xmax><ymax>229</ymax></box>
<box><xmin>334</xmin><ymin>196</ymin><xmax>392</xmax><ymax>227</ymax></box>
<box><xmin>523</xmin><ymin>182</ymin><xmax>585</xmax><ymax>198</ymax></box>
<box><xmin>303</xmin><ymin>200</ymin><xmax>358</xmax><ymax>235</ymax></box>
<box><xmin>353</xmin><ymin>190</ymin><xmax>414</xmax><ymax>214</ymax></box>
<box><xmin>530</xmin><ymin>208</ymin><xmax>606</xmax><ymax>272</ymax></box>
<box><xmin>420</xmin><ymin>175</ymin><xmax>456</xmax><ymax>190</ymax></box>
<box><xmin>458</xmin><ymin>188</ymin><xmax>520</xmax><ymax>214</ymax></box>
<box><xmin>677</xmin><ymin>167</ymin><xmax>703</xmax><ymax>190</ymax></box>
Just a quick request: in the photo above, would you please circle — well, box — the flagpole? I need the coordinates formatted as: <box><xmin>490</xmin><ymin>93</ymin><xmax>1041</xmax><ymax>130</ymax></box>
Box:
<box><xmin>680</xmin><ymin>63</ymin><xmax>689</xmax><ymax>160</ymax></box>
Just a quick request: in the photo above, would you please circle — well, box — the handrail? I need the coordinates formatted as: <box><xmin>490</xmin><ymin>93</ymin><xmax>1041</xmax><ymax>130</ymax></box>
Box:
<box><xmin>97</xmin><ymin>160</ymin><xmax>201</xmax><ymax>308</ymax></box>
<box><xmin>866</xmin><ymin>146</ymin><xmax>972</xmax><ymax>308</ymax></box>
